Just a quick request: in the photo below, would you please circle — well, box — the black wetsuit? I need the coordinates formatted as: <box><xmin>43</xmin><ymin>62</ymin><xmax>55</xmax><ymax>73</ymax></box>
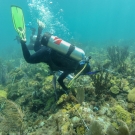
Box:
<box><xmin>27</xmin><ymin>27</ymin><xmax>36</xmax><ymax>50</ymax></box>
<box><xmin>20</xmin><ymin>33</ymin><xmax>79</xmax><ymax>90</ymax></box>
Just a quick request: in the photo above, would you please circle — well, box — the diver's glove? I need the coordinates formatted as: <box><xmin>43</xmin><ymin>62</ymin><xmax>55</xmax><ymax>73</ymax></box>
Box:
<box><xmin>20</xmin><ymin>39</ymin><xmax>26</xmax><ymax>45</ymax></box>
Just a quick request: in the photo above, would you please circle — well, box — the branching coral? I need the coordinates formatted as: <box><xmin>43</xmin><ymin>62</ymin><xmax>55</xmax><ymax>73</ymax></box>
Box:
<box><xmin>91</xmin><ymin>71</ymin><xmax>111</xmax><ymax>95</ymax></box>
<box><xmin>107</xmin><ymin>45</ymin><xmax>129</xmax><ymax>68</ymax></box>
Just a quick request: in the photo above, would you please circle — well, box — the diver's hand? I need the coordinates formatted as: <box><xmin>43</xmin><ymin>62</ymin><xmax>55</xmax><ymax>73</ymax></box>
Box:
<box><xmin>17</xmin><ymin>35</ymin><xmax>26</xmax><ymax>44</ymax></box>
<box><xmin>20</xmin><ymin>39</ymin><xmax>26</xmax><ymax>44</ymax></box>
<box><xmin>37</xmin><ymin>19</ymin><xmax>45</xmax><ymax>32</ymax></box>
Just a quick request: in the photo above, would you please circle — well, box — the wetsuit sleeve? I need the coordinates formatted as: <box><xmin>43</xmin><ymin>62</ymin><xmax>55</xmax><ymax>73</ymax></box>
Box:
<box><xmin>58</xmin><ymin>71</ymin><xmax>70</xmax><ymax>90</ymax></box>
<box><xmin>34</xmin><ymin>33</ymin><xmax>41</xmax><ymax>52</ymax></box>
<box><xmin>34</xmin><ymin>27</ymin><xmax>42</xmax><ymax>52</ymax></box>
<box><xmin>34</xmin><ymin>37</ymin><xmax>41</xmax><ymax>52</ymax></box>
<box><xmin>20</xmin><ymin>40</ymin><xmax>46</xmax><ymax>64</ymax></box>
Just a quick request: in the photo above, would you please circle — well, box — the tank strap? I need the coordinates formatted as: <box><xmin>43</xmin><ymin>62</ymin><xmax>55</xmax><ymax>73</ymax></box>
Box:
<box><xmin>66</xmin><ymin>44</ymin><xmax>75</xmax><ymax>57</ymax></box>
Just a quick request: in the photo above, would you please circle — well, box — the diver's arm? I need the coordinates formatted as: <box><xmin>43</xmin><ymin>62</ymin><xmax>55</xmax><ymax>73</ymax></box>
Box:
<box><xmin>34</xmin><ymin>20</ymin><xmax>45</xmax><ymax>52</ymax></box>
<box><xmin>20</xmin><ymin>40</ymin><xmax>46</xmax><ymax>64</ymax></box>
<box><xmin>34</xmin><ymin>38</ymin><xmax>41</xmax><ymax>52</ymax></box>
<box><xmin>34</xmin><ymin>27</ymin><xmax>43</xmax><ymax>52</ymax></box>
<box><xmin>20</xmin><ymin>40</ymin><xmax>32</xmax><ymax>62</ymax></box>
<box><xmin>36</xmin><ymin>25</ymin><xmax>42</xmax><ymax>40</ymax></box>
<box><xmin>58</xmin><ymin>71</ymin><xmax>70</xmax><ymax>90</ymax></box>
<box><xmin>33</xmin><ymin>28</ymin><xmax>42</xmax><ymax>52</ymax></box>
<box><xmin>29</xmin><ymin>27</ymin><xmax>36</xmax><ymax>45</ymax></box>
<box><xmin>31</xmin><ymin>27</ymin><xmax>36</xmax><ymax>35</ymax></box>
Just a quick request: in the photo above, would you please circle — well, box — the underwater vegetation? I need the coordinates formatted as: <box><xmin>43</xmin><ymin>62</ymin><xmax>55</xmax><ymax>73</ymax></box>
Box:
<box><xmin>0</xmin><ymin>58</ymin><xmax>19</xmax><ymax>85</ymax></box>
<box><xmin>107</xmin><ymin>45</ymin><xmax>129</xmax><ymax>67</ymax></box>
<box><xmin>107</xmin><ymin>45</ymin><xmax>129</xmax><ymax>73</ymax></box>
<box><xmin>0</xmin><ymin>58</ymin><xmax>8</xmax><ymax>85</ymax></box>
<box><xmin>90</xmin><ymin>71</ymin><xmax>111</xmax><ymax>95</ymax></box>
<box><xmin>0</xmin><ymin>97</ymin><xmax>24</xmax><ymax>134</ymax></box>
<box><xmin>0</xmin><ymin>40</ymin><xmax>135</xmax><ymax>134</ymax></box>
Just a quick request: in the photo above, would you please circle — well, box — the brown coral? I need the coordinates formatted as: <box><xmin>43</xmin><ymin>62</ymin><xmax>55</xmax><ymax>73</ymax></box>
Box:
<box><xmin>0</xmin><ymin>98</ymin><xmax>24</xmax><ymax>134</ymax></box>
<box><xmin>127</xmin><ymin>88</ymin><xmax>135</xmax><ymax>103</ymax></box>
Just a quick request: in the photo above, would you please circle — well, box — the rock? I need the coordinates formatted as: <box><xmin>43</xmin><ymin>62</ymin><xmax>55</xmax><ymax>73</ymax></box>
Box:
<box><xmin>71</xmin><ymin>116</ymin><xmax>80</xmax><ymax>124</ymax></box>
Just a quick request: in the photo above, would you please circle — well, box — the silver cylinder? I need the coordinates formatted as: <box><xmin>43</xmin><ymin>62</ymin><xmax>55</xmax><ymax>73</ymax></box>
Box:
<box><xmin>48</xmin><ymin>36</ymin><xmax>85</xmax><ymax>61</ymax></box>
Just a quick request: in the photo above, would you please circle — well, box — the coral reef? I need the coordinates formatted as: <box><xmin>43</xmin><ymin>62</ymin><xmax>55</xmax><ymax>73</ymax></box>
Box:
<box><xmin>85</xmin><ymin>120</ymin><xmax>104</xmax><ymax>135</ymax></box>
<box><xmin>107</xmin><ymin>45</ymin><xmax>129</xmax><ymax>68</ymax></box>
<box><xmin>90</xmin><ymin>71</ymin><xmax>111</xmax><ymax>95</ymax></box>
<box><xmin>110</xmin><ymin>85</ymin><xmax>120</xmax><ymax>94</ymax></box>
<box><xmin>0</xmin><ymin>41</ymin><xmax>135</xmax><ymax>135</ymax></box>
<box><xmin>0</xmin><ymin>59</ymin><xmax>8</xmax><ymax>85</ymax></box>
<box><xmin>127</xmin><ymin>88</ymin><xmax>135</xmax><ymax>103</ymax></box>
<box><xmin>0</xmin><ymin>98</ymin><xmax>24</xmax><ymax>134</ymax></box>
<box><xmin>76</xmin><ymin>86</ymin><xmax>85</xmax><ymax>104</ymax></box>
<box><xmin>0</xmin><ymin>90</ymin><xmax>7</xmax><ymax>98</ymax></box>
<box><xmin>111</xmin><ymin>105</ymin><xmax>132</xmax><ymax>125</ymax></box>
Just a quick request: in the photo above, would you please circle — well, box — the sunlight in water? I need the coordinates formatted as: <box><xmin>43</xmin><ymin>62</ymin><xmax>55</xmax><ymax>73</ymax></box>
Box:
<box><xmin>27</xmin><ymin>0</ymin><xmax>70</xmax><ymax>38</ymax></box>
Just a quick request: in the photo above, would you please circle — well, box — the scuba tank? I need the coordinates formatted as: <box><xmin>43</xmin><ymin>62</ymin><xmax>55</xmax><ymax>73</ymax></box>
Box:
<box><xmin>41</xmin><ymin>33</ymin><xmax>85</xmax><ymax>61</ymax></box>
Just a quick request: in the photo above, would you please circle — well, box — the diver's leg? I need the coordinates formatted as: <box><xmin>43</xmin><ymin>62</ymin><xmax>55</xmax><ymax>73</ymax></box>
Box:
<box><xmin>20</xmin><ymin>40</ymin><xmax>46</xmax><ymax>64</ymax></box>
<box><xmin>34</xmin><ymin>23</ymin><xmax>44</xmax><ymax>52</ymax></box>
<box><xmin>58</xmin><ymin>71</ymin><xmax>71</xmax><ymax>90</ymax></box>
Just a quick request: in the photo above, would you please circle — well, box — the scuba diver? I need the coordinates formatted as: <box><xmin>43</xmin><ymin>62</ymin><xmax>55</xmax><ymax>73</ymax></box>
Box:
<box><xmin>11</xmin><ymin>6</ymin><xmax>97</xmax><ymax>91</ymax></box>
<box><xmin>20</xmin><ymin>20</ymin><xmax>91</xmax><ymax>90</ymax></box>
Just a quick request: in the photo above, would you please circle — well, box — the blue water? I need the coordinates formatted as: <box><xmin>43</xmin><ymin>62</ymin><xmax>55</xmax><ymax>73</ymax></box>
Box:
<box><xmin>1</xmin><ymin>0</ymin><xmax>135</xmax><ymax>58</ymax></box>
